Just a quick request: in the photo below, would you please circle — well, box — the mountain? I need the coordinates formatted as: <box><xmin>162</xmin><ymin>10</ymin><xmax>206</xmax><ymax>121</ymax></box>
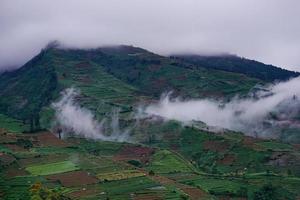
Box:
<box><xmin>1</xmin><ymin>45</ymin><xmax>300</xmax><ymax>200</ymax></box>
<box><xmin>172</xmin><ymin>54</ymin><xmax>299</xmax><ymax>81</ymax></box>
<box><xmin>0</xmin><ymin>45</ymin><xmax>262</xmax><ymax>129</ymax></box>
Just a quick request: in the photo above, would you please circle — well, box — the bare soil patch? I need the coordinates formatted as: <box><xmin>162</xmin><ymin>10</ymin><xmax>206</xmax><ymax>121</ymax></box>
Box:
<box><xmin>218</xmin><ymin>154</ymin><xmax>236</xmax><ymax>165</ymax></box>
<box><xmin>115</xmin><ymin>146</ymin><xmax>155</xmax><ymax>164</ymax></box>
<box><xmin>0</xmin><ymin>132</ymin><xmax>17</xmax><ymax>143</ymax></box>
<box><xmin>26</xmin><ymin>132</ymin><xmax>68</xmax><ymax>147</ymax></box>
<box><xmin>4</xmin><ymin>144</ymin><xmax>27</xmax><ymax>152</ymax></box>
<box><xmin>46</xmin><ymin>171</ymin><xmax>98</xmax><ymax>187</ymax></box>
<box><xmin>5</xmin><ymin>167</ymin><xmax>28</xmax><ymax>178</ymax></box>
<box><xmin>0</xmin><ymin>153</ymin><xmax>16</xmax><ymax>166</ymax></box>
<box><xmin>18</xmin><ymin>154</ymin><xmax>68</xmax><ymax>167</ymax></box>
<box><xmin>67</xmin><ymin>187</ymin><xmax>100</xmax><ymax>199</ymax></box>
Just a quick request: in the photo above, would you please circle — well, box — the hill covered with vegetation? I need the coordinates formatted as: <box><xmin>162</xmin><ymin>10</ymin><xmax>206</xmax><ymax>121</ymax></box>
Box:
<box><xmin>0</xmin><ymin>45</ymin><xmax>300</xmax><ymax>200</ymax></box>
<box><xmin>0</xmin><ymin>45</ymin><xmax>263</xmax><ymax>131</ymax></box>
<box><xmin>172</xmin><ymin>54</ymin><xmax>299</xmax><ymax>82</ymax></box>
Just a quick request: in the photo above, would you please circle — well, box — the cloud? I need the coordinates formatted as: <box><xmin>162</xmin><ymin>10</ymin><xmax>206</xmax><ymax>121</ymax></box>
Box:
<box><xmin>0</xmin><ymin>0</ymin><xmax>300</xmax><ymax>71</ymax></box>
<box><xmin>52</xmin><ymin>88</ymin><xmax>130</xmax><ymax>142</ymax></box>
<box><xmin>143</xmin><ymin>77</ymin><xmax>300</xmax><ymax>139</ymax></box>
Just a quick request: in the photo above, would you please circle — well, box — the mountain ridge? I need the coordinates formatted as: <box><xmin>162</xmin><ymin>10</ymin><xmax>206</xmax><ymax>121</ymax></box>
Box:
<box><xmin>171</xmin><ymin>53</ymin><xmax>299</xmax><ymax>81</ymax></box>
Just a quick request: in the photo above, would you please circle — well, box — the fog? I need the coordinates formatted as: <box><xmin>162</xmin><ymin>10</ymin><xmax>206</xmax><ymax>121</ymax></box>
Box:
<box><xmin>1</xmin><ymin>0</ymin><xmax>300</xmax><ymax>71</ymax></box>
<box><xmin>52</xmin><ymin>88</ymin><xmax>130</xmax><ymax>142</ymax></box>
<box><xmin>144</xmin><ymin>77</ymin><xmax>300</xmax><ymax>138</ymax></box>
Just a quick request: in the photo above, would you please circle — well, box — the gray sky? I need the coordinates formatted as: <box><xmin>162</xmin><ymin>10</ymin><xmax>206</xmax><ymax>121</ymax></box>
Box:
<box><xmin>1</xmin><ymin>0</ymin><xmax>300</xmax><ymax>71</ymax></box>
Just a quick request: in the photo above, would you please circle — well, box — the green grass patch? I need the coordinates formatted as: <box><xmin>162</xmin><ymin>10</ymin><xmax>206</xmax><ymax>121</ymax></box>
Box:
<box><xmin>26</xmin><ymin>160</ymin><xmax>79</xmax><ymax>175</ymax></box>
<box><xmin>182</xmin><ymin>176</ymin><xmax>246</xmax><ymax>196</ymax></box>
<box><xmin>0</xmin><ymin>114</ymin><xmax>29</xmax><ymax>133</ymax></box>
<box><xmin>99</xmin><ymin>176</ymin><xmax>159</xmax><ymax>196</ymax></box>
<box><xmin>146</xmin><ymin>150</ymin><xmax>193</xmax><ymax>174</ymax></box>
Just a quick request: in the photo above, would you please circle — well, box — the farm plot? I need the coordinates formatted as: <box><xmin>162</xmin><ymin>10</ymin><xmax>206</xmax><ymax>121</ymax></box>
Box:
<box><xmin>26</xmin><ymin>132</ymin><xmax>69</xmax><ymax>147</ymax></box>
<box><xmin>47</xmin><ymin>170</ymin><xmax>98</xmax><ymax>187</ymax></box>
<box><xmin>114</xmin><ymin>145</ymin><xmax>155</xmax><ymax>164</ymax></box>
<box><xmin>181</xmin><ymin>176</ymin><xmax>245</xmax><ymax>196</ymax></box>
<box><xmin>26</xmin><ymin>160</ymin><xmax>79</xmax><ymax>175</ymax></box>
<box><xmin>97</xmin><ymin>170</ymin><xmax>145</xmax><ymax>181</ymax></box>
<box><xmin>146</xmin><ymin>150</ymin><xmax>193</xmax><ymax>174</ymax></box>
<box><xmin>99</xmin><ymin>176</ymin><xmax>159</xmax><ymax>197</ymax></box>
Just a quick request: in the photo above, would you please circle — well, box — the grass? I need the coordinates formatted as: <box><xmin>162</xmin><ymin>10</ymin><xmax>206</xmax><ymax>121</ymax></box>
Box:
<box><xmin>146</xmin><ymin>150</ymin><xmax>193</xmax><ymax>174</ymax></box>
<box><xmin>99</xmin><ymin>176</ymin><xmax>159</xmax><ymax>196</ymax></box>
<box><xmin>25</xmin><ymin>160</ymin><xmax>79</xmax><ymax>175</ymax></box>
<box><xmin>0</xmin><ymin>144</ymin><xmax>13</xmax><ymax>154</ymax></box>
<box><xmin>73</xmin><ymin>138</ymin><xmax>124</xmax><ymax>156</ymax></box>
<box><xmin>182</xmin><ymin>176</ymin><xmax>246</xmax><ymax>196</ymax></box>
<box><xmin>0</xmin><ymin>114</ymin><xmax>29</xmax><ymax>133</ymax></box>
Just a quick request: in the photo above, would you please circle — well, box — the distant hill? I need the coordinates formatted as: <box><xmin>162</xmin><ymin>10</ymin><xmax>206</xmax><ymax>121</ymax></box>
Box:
<box><xmin>171</xmin><ymin>54</ymin><xmax>299</xmax><ymax>81</ymax></box>
<box><xmin>0</xmin><ymin>45</ymin><xmax>262</xmax><ymax>130</ymax></box>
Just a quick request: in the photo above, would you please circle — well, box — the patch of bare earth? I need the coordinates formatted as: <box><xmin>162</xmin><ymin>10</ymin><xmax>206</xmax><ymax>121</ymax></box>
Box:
<box><xmin>5</xmin><ymin>167</ymin><xmax>28</xmax><ymax>178</ymax></box>
<box><xmin>114</xmin><ymin>146</ymin><xmax>155</xmax><ymax>164</ymax></box>
<box><xmin>218</xmin><ymin>154</ymin><xmax>236</xmax><ymax>165</ymax></box>
<box><xmin>4</xmin><ymin>144</ymin><xmax>27</xmax><ymax>152</ymax></box>
<box><xmin>46</xmin><ymin>171</ymin><xmax>98</xmax><ymax>187</ymax></box>
<box><xmin>242</xmin><ymin>136</ymin><xmax>264</xmax><ymax>151</ymax></box>
<box><xmin>18</xmin><ymin>154</ymin><xmax>68</xmax><ymax>167</ymax></box>
<box><xmin>0</xmin><ymin>131</ymin><xmax>17</xmax><ymax>143</ymax></box>
<box><xmin>178</xmin><ymin>184</ymin><xmax>207</xmax><ymax>200</ymax></box>
<box><xmin>67</xmin><ymin>186</ymin><xmax>100</xmax><ymax>199</ymax></box>
<box><xmin>0</xmin><ymin>153</ymin><xmax>16</xmax><ymax>166</ymax></box>
<box><xmin>26</xmin><ymin>131</ymin><xmax>69</xmax><ymax>147</ymax></box>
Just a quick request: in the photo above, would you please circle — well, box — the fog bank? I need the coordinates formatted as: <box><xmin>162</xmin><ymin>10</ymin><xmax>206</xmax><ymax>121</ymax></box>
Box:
<box><xmin>144</xmin><ymin>77</ymin><xmax>300</xmax><ymax>138</ymax></box>
<box><xmin>52</xmin><ymin>88</ymin><xmax>130</xmax><ymax>142</ymax></box>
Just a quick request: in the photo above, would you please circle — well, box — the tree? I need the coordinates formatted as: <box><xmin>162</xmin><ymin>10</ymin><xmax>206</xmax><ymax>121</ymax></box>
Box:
<box><xmin>253</xmin><ymin>184</ymin><xmax>278</xmax><ymax>200</ymax></box>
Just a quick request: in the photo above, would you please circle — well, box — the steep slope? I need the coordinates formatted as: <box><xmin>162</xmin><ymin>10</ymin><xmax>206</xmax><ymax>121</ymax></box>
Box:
<box><xmin>49</xmin><ymin>46</ymin><xmax>261</xmax><ymax>98</ymax></box>
<box><xmin>172</xmin><ymin>54</ymin><xmax>299</xmax><ymax>81</ymax></box>
<box><xmin>0</xmin><ymin>50</ymin><xmax>58</xmax><ymax>130</ymax></box>
<box><xmin>0</xmin><ymin>45</ymin><xmax>263</xmax><ymax>131</ymax></box>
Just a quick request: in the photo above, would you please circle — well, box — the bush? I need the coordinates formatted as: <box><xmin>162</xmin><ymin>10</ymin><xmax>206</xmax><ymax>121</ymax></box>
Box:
<box><xmin>127</xmin><ymin>160</ymin><xmax>142</xmax><ymax>168</ymax></box>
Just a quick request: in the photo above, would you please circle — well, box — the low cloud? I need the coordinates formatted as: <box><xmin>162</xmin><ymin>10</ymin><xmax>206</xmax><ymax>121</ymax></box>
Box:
<box><xmin>144</xmin><ymin>77</ymin><xmax>300</xmax><ymax>138</ymax></box>
<box><xmin>52</xmin><ymin>88</ymin><xmax>130</xmax><ymax>142</ymax></box>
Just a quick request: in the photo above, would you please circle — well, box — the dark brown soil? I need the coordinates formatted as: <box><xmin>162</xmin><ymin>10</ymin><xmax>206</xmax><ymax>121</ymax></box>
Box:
<box><xmin>218</xmin><ymin>154</ymin><xmax>236</xmax><ymax>165</ymax></box>
<box><xmin>0</xmin><ymin>153</ymin><xmax>16</xmax><ymax>166</ymax></box>
<box><xmin>46</xmin><ymin>171</ymin><xmax>98</xmax><ymax>187</ymax></box>
<box><xmin>115</xmin><ymin>146</ymin><xmax>155</xmax><ymax>164</ymax></box>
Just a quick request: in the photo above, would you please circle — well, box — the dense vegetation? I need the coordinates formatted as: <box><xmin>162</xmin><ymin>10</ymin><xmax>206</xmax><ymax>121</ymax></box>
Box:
<box><xmin>0</xmin><ymin>45</ymin><xmax>265</xmax><ymax>131</ymax></box>
<box><xmin>172</xmin><ymin>54</ymin><xmax>299</xmax><ymax>81</ymax></box>
<box><xmin>0</xmin><ymin>45</ymin><xmax>300</xmax><ymax>199</ymax></box>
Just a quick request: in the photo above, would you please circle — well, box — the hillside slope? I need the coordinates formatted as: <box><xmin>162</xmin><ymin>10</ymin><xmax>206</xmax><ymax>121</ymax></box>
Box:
<box><xmin>172</xmin><ymin>54</ymin><xmax>299</xmax><ymax>81</ymax></box>
<box><xmin>0</xmin><ymin>45</ymin><xmax>263</xmax><ymax>130</ymax></box>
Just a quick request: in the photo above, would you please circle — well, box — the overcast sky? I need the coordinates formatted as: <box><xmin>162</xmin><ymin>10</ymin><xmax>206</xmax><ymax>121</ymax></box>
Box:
<box><xmin>1</xmin><ymin>0</ymin><xmax>300</xmax><ymax>71</ymax></box>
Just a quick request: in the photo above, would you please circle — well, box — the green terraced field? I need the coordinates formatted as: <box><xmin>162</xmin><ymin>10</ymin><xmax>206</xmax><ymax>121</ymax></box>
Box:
<box><xmin>0</xmin><ymin>114</ymin><xmax>29</xmax><ymax>133</ymax></box>
<box><xmin>26</xmin><ymin>161</ymin><xmax>79</xmax><ymax>175</ymax></box>
<box><xmin>146</xmin><ymin>150</ymin><xmax>193</xmax><ymax>174</ymax></box>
